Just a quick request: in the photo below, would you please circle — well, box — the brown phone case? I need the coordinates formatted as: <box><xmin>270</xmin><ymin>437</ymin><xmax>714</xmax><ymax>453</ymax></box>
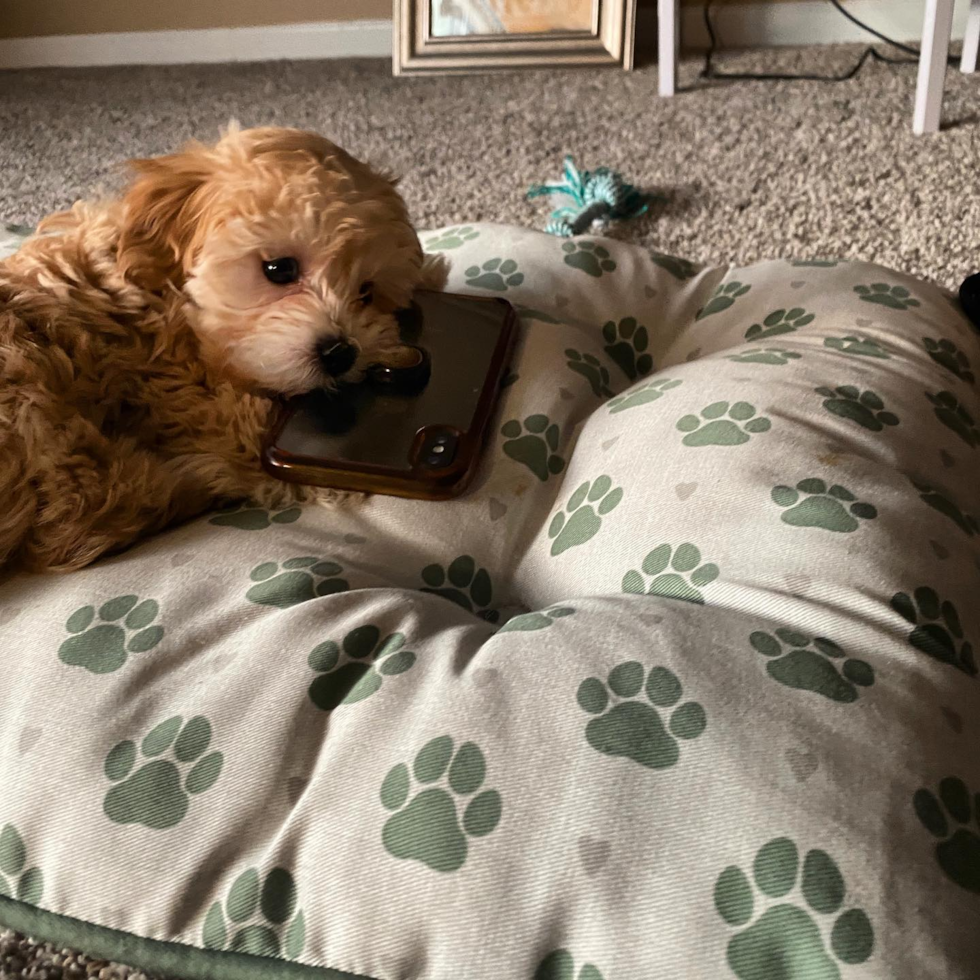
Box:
<box><xmin>262</xmin><ymin>291</ymin><xmax>518</xmax><ymax>500</ymax></box>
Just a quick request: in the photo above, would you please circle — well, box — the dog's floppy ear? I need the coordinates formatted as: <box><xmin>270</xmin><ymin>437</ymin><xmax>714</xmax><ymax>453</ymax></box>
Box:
<box><xmin>117</xmin><ymin>146</ymin><xmax>214</xmax><ymax>291</ymax></box>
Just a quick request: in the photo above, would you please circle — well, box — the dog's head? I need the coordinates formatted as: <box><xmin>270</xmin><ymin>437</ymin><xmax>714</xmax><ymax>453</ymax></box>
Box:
<box><xmin>118</xmin><ymin>125</ymin><xmax>440</xmax><ymax>395</ymax></box>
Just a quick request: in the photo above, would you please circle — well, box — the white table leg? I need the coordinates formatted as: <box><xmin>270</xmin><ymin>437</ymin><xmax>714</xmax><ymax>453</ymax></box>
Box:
<box><xmin>913</xmin><ymin>0</ymin><xmax>955</xmax><ymax>134</ymax></box>
<box><xmin>961</xmin><ymin>0</ymin><xmax>980</xmax><ymax>73</ymax></box>
<box><xmin>658</xmin><ymin>0</ymin><xmax>679</xmax><ymax>97</ymax></box>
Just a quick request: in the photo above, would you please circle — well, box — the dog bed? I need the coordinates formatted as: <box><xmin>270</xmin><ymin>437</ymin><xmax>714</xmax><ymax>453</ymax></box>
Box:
<box><xmin>1</xmin><ymin>222</ymin><xmax>978</xmax><ymax>980</ymax></box>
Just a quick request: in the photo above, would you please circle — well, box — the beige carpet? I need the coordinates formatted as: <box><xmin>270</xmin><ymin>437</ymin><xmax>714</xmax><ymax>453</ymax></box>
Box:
<box><xmin>0</xmin><ymin>42</ymin><xmax>978</xmax><ymax>979</ymax></box>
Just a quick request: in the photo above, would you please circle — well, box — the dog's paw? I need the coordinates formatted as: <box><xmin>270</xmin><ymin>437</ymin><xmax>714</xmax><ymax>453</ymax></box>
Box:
<box><xmin>418</xmin><ymin>252</ymin><xmax>450</xmax><ymax>292</ymax></box>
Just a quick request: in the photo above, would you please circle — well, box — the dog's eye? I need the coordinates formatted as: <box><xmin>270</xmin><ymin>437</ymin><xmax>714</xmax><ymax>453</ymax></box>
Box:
<box><xmin>261</xmin><ymin>257</ymin><xmax>300</xmax><ymax>285</ymax></box>
<box><xmin>358</xmin><ymin>280</ymin><xmax>374</xmax><ymax>305</ymax></box>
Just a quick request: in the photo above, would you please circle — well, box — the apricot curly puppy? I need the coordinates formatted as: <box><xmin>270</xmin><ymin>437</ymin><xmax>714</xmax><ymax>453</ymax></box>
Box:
<box><xmin>0</xmin><ymin>126</ymin><xmax>444</xmax><ymax>572</ymax></box>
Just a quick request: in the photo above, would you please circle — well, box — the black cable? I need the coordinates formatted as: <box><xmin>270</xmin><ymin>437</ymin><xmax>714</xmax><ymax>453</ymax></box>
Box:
<box><xmin>699</xmin><ymin>0</ymin><xmax>955</xmax><ymax>85</ymax></box>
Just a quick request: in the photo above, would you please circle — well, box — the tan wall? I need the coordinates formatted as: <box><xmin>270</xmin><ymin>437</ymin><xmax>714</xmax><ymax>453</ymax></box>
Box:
<box><xmin>0</xmin><ymin>0</ymin><xmax>392</xmax><ymax>39</ymax></box>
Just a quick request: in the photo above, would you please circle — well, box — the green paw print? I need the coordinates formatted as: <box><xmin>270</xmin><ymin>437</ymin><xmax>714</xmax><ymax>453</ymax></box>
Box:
<box><xmin>749</xmin><ymin>628</ymin><xmax>874</xmax><ymax>703</ymax></box>
<box><xmin>914</xmin><ymin>777</ymin><xmax>980</xmax><ymax>894</ymax></box>
<box><xmin>308</xmin><ymin>626</ymin><xmax>416</xmax><ymax>710</ymax></box>
<box><xmin>715</xmin><ymin>837</ymin><xmax>874</xmax><ymax>980</ymax></box>
<box><xmin>923</xmin><ymin>338</ymin><xmax>974</xmax><ymax>383</ymax></box>
<box><xmin>548</xmin><ymin>476</ymin><xmax>623</xmax><ymax>557</ymax></box>
<box><xmin>58</xmin><ymin>595</ymin><xmax>164</xmax><ymax>674</ymax></box>
<box><xmin>565</xmin><ymin>349</ymin><xmax>613</xmax><ymax>398</ymax></box>
<box><xmin>696</xmin><ymin>281</ymin><xmax>751</xmax><ymax>320</ymax></box>
<box><xmin>926</xmin><ymin>390</ymin><xmax>980</xmax><ymax>447</ymax></box>
<box><xmin>649</xmin><ymin>251</ymin><xmax>699</xmax><ymax>280</ymax></box>
<box><xmin>203</xmin><ymin>867</ymin><xmax>305</xmax><ymax>959</ymax></box>
<box><xmin>561</xmin><ymin>240</ymin><xmax>616</xmax><ymax>277</ymax></box>
<box><xmin>209</xmin><ymin>502</ymin><xmax>301</xmax><ymax>530</ymax></box>
<box><xmin>622</xmin><ymin>543</ymin><xmax>720</xmax><ymax>605</ymax></box>
<box><xmin>577</xmin><ymin>662</ymin><xmax>707</xmax><ymax>770</ymax></box>
<box><xmin>0</xmin><ymin>825</ymin><xmax>43</xmax><ymax>904</ymax></box>
<box><xmin>771</xmin><ymin>479</ymin><xmax>877</xmax><ymax>532</ymax></box>
<box><xmin>381</xmin><ymin>735</ymin><xmax>502</xmax><ymax>872</ymax></box>
<box><xmin>854</xmin><ymin>282</ymin><xmax>920</xmax><ymax>310</ymax></box>
<box><xmin>890</xmin><ymin>587</ymin><xmax>976</xmax><ymax>675</ymax></box>
<box><xmin>498</xmin><ymin>606</ymin><xmax>575</xmax><ymax>633</ymax></box>
<box><xmin>535</xmin><ymin>949</ymin><xmax>605</xmax><ymax>980</ymax></box>
<box><xmin>425</xmin><ymin>226</ymin><xmax>479</xmax><ymax>250</ymax></box>
<box><xmin>602</xmin><ymin>317</ymin><xmax>653</xmax><ymax>381</ymax></box>
<box><xmin>103</xmin><ymin>716</ymin><xmax>223</xmax><ymax>829</ymax></box>
<box><xmin>815</xmin><ymin>386</ymin><xmax>899</xmax><ymax>432</ymax></box>
<box><xmin>727</xmin><ymin>348</ymin><xmax>801</xmax><ymax>366</ymax></box>
<box><xmin>912</xmin><ymin>479</ymin><xmax>979</xmax><ymax>535</ymax></box>
<box><xmin>744</xmin><ymin>307</ymin><xmax>815</xmax><ymax>342</ymax></box>
<box><xmin>607</xmin><ymin>378</ymin><xmax>682</xmax><ymax>414</ymax></box>
<box><xmin>823</xmin><ymin>335</ymin><xmax>890</xmax><ymax>358</ymax></box>
<box><xmin>677</xmin><ymin>401</ymin><xmax>771</xmax><ymax>447</ymax></box>
<box><xmin>421</xmin><ymin>555</ymin><xmax>498</xmax><ymax>622</ymax></box>
<box><xmin>246</xmin><ymin>557</ymin><xmax>348</xmax><ymax>608</ymax></box>
<box><xmin>501</xmin><ymin>415</ymin><xmax>565</xmax><ymax>481</ymax></box>
<box><xmin>464</xmin><ymin>257</ymin><xmax>524</xmax><ymax>291</ymax></box>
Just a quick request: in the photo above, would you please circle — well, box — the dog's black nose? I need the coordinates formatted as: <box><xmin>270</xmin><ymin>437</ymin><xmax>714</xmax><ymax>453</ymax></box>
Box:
<box><xmin>318</xmin><ymin>340</ymin><xmax>358</xmax><ymax>376</ymax></box>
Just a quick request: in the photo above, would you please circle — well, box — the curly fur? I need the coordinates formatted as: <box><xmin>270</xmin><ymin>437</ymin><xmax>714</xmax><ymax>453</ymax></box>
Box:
<box><xmin>0</xmin><ymin>125</ymin><xmax>447</xmax><ymax>573</ymax></box>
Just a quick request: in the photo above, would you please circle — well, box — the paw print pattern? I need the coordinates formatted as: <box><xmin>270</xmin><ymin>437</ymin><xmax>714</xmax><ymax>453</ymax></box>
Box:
<box><xmin>815</xmin><ymin>386</ymin><xmax>899</xmax><ymax>432</ymax></box>
<box><xmin>926</xmin><ymin>390</ymin><xmax>980</xmax><ymax>447</ymax></box>
<box><xmin>565</xmin><ymin>349</ymin><xmax>613</xmax><ymax>398</ymax></box>
<box><xmin>561</xmin><ymin>240</ymin><xmax>616</xmax><ymax>277</ymax></box>
<box><xmin>749</xmin><ymin>628</ymin><xmax>874</xmax><ymax>703</ymax></box>
<box><xmin>307</xmin><ymin>626</ymin><xmax>417</xmax><ymax>710</ymax></box>
<box><xmin>534</xmin><ymin>950</ymin><xmax>605</xmax><ymax>980</ymax></box>
<box><xmin>648</xmin><ymin>251</ymin><xmax>699</xmax><ymax>281</ymax></box>
<box><xmin>622</xmin><ymin>543</ymin><xmax>720</xmax><ymax>605</ymax></box>
<box><xmin>381</xmin><ymin>736</ymin><xmax>502</xmax><ymax>872</ymax></box>
<box><xmin>608</xmin><ymin>378</ymin><xmax>682</xmax><ymax>414</ymax></box>
<box><xmin>103</xmin><ymin>716</ymin><xmax>223</xmax><ymax>829</ymax></box>
<box><xmin>498</xmin><ymin>606</ymin><xmax>575</xmax><ymax>633</ymax></box>
<box><xmin>696</xmin><ymin>282</ymin><xmax>751</xmax><ymax>320</ymax></box>
<box><xmin>744</xmin><ymin>307</ymin><xmax>815</xmax><ymax>342</ymax></box>
<box><xmin>923</xmin><ymin>338</ymin><xmax>974</xmax><ymax>383</ymax></box>
<box><xmin>727</xmin><ymin>348</ymin><xmax>801</xmax><ymax>366</ymax></box>
<box><xmin>464</xmin><ymin>258</ymin><xmax>524</xmax><ymax>291</ymax></box>
<box><xmin>548</xmin><ymin>476</ymin><xmax>623</xmax><ymax>556</ymax></box>
<box><xmin>246</xmin><ymin>557</ymin><xmax>349</xmax><ymax>608</ymax></box>
<box><xmin>715</xmin><ymin>837</ymin><xmax>874</xmax><ymax>979</ymax></box>
<box><xmin>890</xmin><ymin>588</ymin><xmax>976</xmax><ymax>675</ymax></box>
<box><xmin>914</xmin><ymin>777</ymin><xmax>980</xmax><ymax>894</ymax></box>
<box><xmin>823</xmin><ymin>335</ymin><xmax>890</xmax><ymax>358</ymax></box>
<box><xmin>203</xmin><ymin>867</ymin><xmax>305</xmax><ymax>959</ymax></box>
<box><xmin>424</xmin><ymin>226</ymin><xmax>479</xmax><ymax>250</ymax></box>
<box><xmin>209</xmin><ymin>502</ymin><xmax>301</xmax><ymax>530</ymax></box>
<box><xmin>421</xmin><ymin>556</ymin><xmax>498</xmax><ymax>623</ymax></box>
<box><xmin>501</xmin><ymin>415</ymin><xmax>565</xmax><ymax>481</ymax></box>
<box><xmin>912</xmin><ymin>479</ymin><xmax>979</xmax><ymax>536</ymax></box>
<box><xmin>771</xmin><ymin>479</ymin><xmax>877</xmax><ymax>532</ymax></box>
<box><xmin>59</xmin><ymin>595</ymin><xmax>164</xmax><ymax>674</ymax></box>
<box><xmin>854</xmin><ymin>282</ymin><xmax>920</xmax><ymax>310</ymax></box>
<box><xmin>0</xmin><ymin>824</ymin><xmax>43</xmax><ymax>904</ymax></box>
<box><xmin>577</xmin><ymin>662</ymin><xmax>707</xmax><ymax>770</ymax></box>
<box><xmin>602</xmin><ymin>317</ymin><xmax>652</xmax><ymax>381</ymax></box>
<box><xmin>676</xmin><ymin>401</ymin><xmax>771</xmax><ymax>447</ymax></box>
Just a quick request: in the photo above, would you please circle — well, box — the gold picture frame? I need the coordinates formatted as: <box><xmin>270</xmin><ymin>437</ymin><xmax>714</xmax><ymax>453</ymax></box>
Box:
<box><xmin>393</xmin><ymin>0</ymin><xmax>636</xmax><ymax>75</ymax></box>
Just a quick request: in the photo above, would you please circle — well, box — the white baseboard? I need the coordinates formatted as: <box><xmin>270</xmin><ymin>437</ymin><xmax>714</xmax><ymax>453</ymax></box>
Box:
<box><xmin>0</xmin><ymin>19</ymin><xmax>392</xmax><ymax>69</ymax></box>
<box><xmin>681</xmin><ymin>0</ymin><xmax>968</xmax><ymax>49</ymax></box>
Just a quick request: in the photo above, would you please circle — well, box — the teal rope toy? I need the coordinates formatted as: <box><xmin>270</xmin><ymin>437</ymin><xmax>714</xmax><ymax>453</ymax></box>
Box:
<box><xmin>527</xmin><ymin>155</ymin><xmax>654</xmax><ymax>238</ymax></box>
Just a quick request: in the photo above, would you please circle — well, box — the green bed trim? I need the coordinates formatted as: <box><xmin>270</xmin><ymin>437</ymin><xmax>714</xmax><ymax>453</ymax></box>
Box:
<box><xmin>0</xmin><ymin>897</ymin><xmax>373</xmax><ymax>980</ymax></box>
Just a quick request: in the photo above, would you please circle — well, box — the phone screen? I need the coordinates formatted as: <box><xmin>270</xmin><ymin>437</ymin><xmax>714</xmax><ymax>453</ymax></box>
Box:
<box><xmin>272</xmin><ymin>292</ymin><xmax>512</xmax><ymax>472</ymax></box>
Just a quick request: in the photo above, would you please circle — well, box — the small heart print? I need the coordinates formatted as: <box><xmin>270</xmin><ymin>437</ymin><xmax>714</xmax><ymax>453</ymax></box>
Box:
<box><xmin>286</xmin><ymin>777</ymin><xmax>309</xmax><ymax>806</ymax></box>
<box><xmin>344</xmin><ymin>533</ymin><xmax>367</xmax><ymax>545</ymax></box>
<box><xmin>644</xmin><ymin>285</ymin><xmax>658</xmax><ymax>299</ymax></box>
<box><xmin>602</xmin><ymin>436</ymin><xmax>620</xmax><ymax>451</ymax></box>
<box><xmin>675</xmin><ymin>482</ymin><xmax>697</xmax><ymax>501</ymax></box>
<box><xmin>559</xmin><ymin>387</ymin><xmax>574</xmax><ymax>401</ymax></box>
<box><xmin>488</xmin><ymin>498</ymin><xmax>507</xmax><ymax>521</ymax></box>
<box><xmin>855</xmin><ymin>317</ymin><xmax>873</xmax><ymax>328</ymax></box>
<box><xmin>941</xmin><ymin>450</ymin><xmax>956</xmax><ymax>468</ymax></box>
<box><xmin>18</xmin><ymin>727</ymin><xmax>42</xmax><ymax>755</ymax></box>
<box><xmin>577</xmin><ymin>836</ymin><xmax>612</xmax><ymax>876</ymax></box>
<box><xmin>941</xmin><ymin>707</ymin><xmax>963</xmax><ymax>734</ymax></box>
<box><xmin>555</xmin><ymin>294</ymin><xmax>570</xmax><ymax>308</ymax></box>
<box><xmin>169</xmin><ymin>553</ymin><xmax>194</xmax><ymax>567</ymax></box>
<box><xmin>786</xmin><ymin>748</ymin><xmax>818</xmax><ymax>782</ymax></box>
<box><xmin>790</xmin><ymin>280</ymin><xmax>806</xmax><ymax>289</ymax></box>
<box><xmin>685</xmin><ymin>348</ymin><xmax>702</xmax><ymax>362</ymax></box>
<box><xmin>472</xmin><ymin>667</ymin><xmax>500</xmax><ymax>687</ymax></box>
<box><xmin>930</xmin><ymin>540</ymin><xmax>950</xmax><ymax>560</ymax></box>
<box><xmin>784</xmin><ymin>572</ymin><xmax>812</xmax><ymax>593</ymax></box>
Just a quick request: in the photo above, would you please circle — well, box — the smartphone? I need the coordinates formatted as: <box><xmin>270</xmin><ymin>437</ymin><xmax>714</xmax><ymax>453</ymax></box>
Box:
<box><xmin>262</xmin><ymin>290</ymin><xmax>518</xmax><ymax>500</ymax></box>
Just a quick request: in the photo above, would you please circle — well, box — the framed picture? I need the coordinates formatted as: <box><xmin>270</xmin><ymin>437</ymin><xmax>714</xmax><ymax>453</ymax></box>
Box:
<box><xmin>393</xmin><ymin>0</ymin><xmax>636</xmax><ymax>75</ymax></box>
